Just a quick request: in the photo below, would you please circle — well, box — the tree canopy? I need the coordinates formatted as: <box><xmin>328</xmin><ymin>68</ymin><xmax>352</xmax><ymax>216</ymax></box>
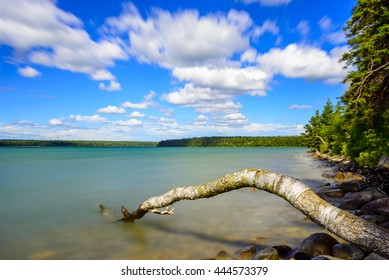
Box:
<box><xmin>303</xmin><ymin>0</ymin><xmax>389</xmax><ymax>166</ymax></box>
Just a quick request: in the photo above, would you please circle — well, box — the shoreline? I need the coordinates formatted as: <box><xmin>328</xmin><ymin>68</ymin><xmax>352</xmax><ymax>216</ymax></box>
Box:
<box><xmin>210</xmin><ymin>152</ymin><xmax>389</xmax><ymax>260</ymax></box>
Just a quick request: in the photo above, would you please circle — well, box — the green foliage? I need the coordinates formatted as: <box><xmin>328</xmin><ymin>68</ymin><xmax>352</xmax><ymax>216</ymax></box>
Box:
<box><xmin>303</xmin><ymin>0</ymin><xmax>389</xmax><ymax>167</ymax></box>
<box><xmin>0</xmin><ymin>140</ymin><xmax>158</xmax><ymax>147</ymax></box>
<box><xmin>158</xmin><ymin>136</ymin><xmax>305</xmax><ymax>147</ymax></box>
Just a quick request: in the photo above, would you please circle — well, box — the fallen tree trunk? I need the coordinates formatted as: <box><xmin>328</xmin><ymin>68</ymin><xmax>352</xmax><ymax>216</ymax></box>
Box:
<box><xmin>120</xmin><ymin>168</ymin><xmax>389</xmax><ymax>258</ymax></box>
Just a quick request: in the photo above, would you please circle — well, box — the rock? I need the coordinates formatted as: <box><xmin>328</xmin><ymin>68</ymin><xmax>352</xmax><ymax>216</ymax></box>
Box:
<box><xmin>324</xmin><ymin>189</ymin><xmax>347</xmax><ymax>198</ymax></box>
<box><xmin>364</xmin><ymin>187</ymin><xmax>388</xmax><ymax>200</ymax></box>
<box><xmin>253</xmin><ymin>248</ymin><xmax>279</xmax><ymax>260</ymax></box>
<box><xmin>312</xmin><ymin>255</ymin><xmax>342</xmax><ymax>260</ymax></box>
<box><xmin>237</xmin><ymin>246</ymin><xmax>256</xmax><ymax>260</ymax></box>
<box><xmin>290</xmin><ymin>250</ymin><xmax>311</xmax><ymax>260</ymax></box>
<box><xmin>364</xmin><ymin>252</ymin><xmax>388</xmax><ymax>260</ymax></box>
<box><xmin>338</xmin><ymin>180</ymin><xmax>367</xmax><ymax>192</ymax></box>
<box><xmin>335</xmin><ymin>172</ymin><xmax>364</xmax><ymax>183</ymax></box>
<box><xmin>216</xmin><ymin>250</ymin><xmax>232</xmax><ymax>260</ymax></box>
<box><xmin>379</xmin><ymin>221</ymin><xmax>389</xmax><ymax>229</ymax></box>
<box><xmin>361</xmin><ymin>197</ymin><xmax>389</xmax><ymax>215</ymax></box>
<box><xmin>339</xmin><ymin>191</ymin><xmax>374</xmax><ymax>210</ymax></box>
<box><xmin>299</xmin><ymin>233</ymin><xmax>339</xmax><ymax>258</ymax></box>
<box><xmin>322</xmin><ymin>173</ymin><xmax>334</xmax><ymax>179</ymax></box>
<box><xmin>360</xmin><ymin>215</ymin><xmax>389</xmax><ymax>224</ymax></box>
<box><xmin>375</xmin><ymin>155</ymin><xmax>389</xmax><ymax>172</ymax></box>
<box><xmin>332</xmin><ymin>243</ymin><xmax>365</xmax><ymax>260</ymax></box>
<box><xmin>272</xmin><ymin>245</ymin><xmax>293</xmax><ymax>259</ymax></box>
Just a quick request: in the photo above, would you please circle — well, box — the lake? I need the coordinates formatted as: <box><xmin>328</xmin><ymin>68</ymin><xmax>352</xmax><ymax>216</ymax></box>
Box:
<box><xmin>0</xmin><ymin>147</ymin><xmax>332</xmax><ymax>259</ymax></box>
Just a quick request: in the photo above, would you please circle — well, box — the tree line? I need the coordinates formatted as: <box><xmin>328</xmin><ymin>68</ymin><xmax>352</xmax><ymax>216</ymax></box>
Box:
<box><xmin>158</xmin><ymin>136</ymin><xmax>305</xmax><ymax>147</ymax></box>
<box><xmin>303</xmin><ymin>0</ymin><xmax>388</xmax><ymax>167</ymax></box>
<box><xmin>0</xmin><ymin>139</ymin><xmax>158</xmax><ymax>147</ymax></box>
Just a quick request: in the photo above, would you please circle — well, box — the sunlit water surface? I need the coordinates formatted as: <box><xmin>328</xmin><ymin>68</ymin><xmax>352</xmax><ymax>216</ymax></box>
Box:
<box><xmin>0</xmin><ymin>147</ymin><xmax>333</xmax><ymax>259</ymax></box>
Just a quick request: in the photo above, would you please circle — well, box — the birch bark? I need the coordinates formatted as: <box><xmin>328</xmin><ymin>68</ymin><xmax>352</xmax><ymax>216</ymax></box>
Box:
<box><xmin>120</xmin><ymin>168</ymin><xmax>389</xmax><ymax>258</ymax></box>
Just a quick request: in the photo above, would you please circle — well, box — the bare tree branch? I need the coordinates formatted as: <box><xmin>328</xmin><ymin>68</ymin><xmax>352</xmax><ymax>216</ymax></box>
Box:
<box><xmin>121</xmin><ymin>168</ymin><xmax>389</xmax><ymax>258</ymax></box>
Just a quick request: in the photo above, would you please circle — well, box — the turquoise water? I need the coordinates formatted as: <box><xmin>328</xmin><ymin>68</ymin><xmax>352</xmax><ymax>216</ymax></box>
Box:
<box><xmin>0</xmin><ymin>147</ymin><xmax>331</xmax><ymax>259</ymax></box>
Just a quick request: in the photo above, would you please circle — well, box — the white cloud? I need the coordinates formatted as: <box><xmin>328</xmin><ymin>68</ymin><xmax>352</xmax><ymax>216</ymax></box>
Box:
<box><xmin>114</xmin><ymin>119</ymin><xmax>142</xmax><ymax>126</ymax></box>
<box><xmin>257</xmin><ymin>44</ymin><xmax>348</xmax><ymax>83</ymax></box>
<box><xmin>318</xmin><ymin>16</ymin><xmax>332</xmax><ymax>31</ymax></box>
<box><xmin>103</xmin><ymin>3</ymin><xmax>252</xmax><ymax>68</ymax></box>
<box><xmin>69</xmin><ymin>114</ymin><xmax>107</xmax><ymax>123</ymax></box>
<box><xmin>0</xmin><ymin>0</ymin><xmax>127</xmax><ymax>87</ymax></box>
<box><xmin>239</xmin><ymin>0</ymin><xmax>292</xmax><ymax>6</ymax></box>
<box><xmin>241</xmin><ymin>48</ymin><xmax>258</xmax><ymax>63</ymax></box>
<box><xmin>49</xmin><ymin>118</ymin><xmax>64</xmax><ymax>126</ymax></box>
<box><xmin>97</xmin><ymin>105</ymin><xmax>126</xmax><ymax>114</ymax></box>
<box><xmin>252</xmin><ymin>20</ymin><xmax>280</xmax><ymax>39</ymax></box>
<box><xmin>172</xmin><ymin>66</ymin><xmax>269</xmax><ymax>95</ymax></box>
<box><xmin>129</xmin><ymin>111</ymin><xmax>145</xmax><ymax>118</ymax></box>
<box><xmin>98</xmin><ymin>80</ymin><xmax>122</xmax><ymax>91</ymax></box>
<box><xmin>17</xmin><ymin>66</ymin><xmax>41</xmax><ymax>78</ymax></box>
<box><xmin>220</xmin><ymin>113</ymin><xmax>249</xmax><ymax>126</ymax></box>
<box><xmin>122</xmin><ymin>101</ymin><xmax>148</xmax><ymax>110</ymax></box>
<box><xmin>296</xmin><ymin>21</ymin><xmax>310</xmax><ymax>37</ymax></box>
<box><xmin>289</xmin><ymin>104</ymin><xmax>312</xmax><ymax>110</ymax></box>
<box><xmin>90</xmin><ymin>69</ymin><xmax>116</xmax><ymax>81</ymax></box>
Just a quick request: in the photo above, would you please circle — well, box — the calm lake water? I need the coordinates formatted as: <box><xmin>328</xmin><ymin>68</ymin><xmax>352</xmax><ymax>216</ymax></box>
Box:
<box><xmin>0</xmin><ymin>147</ymin><xmax>333</xmax><ymax>259</ymax></box>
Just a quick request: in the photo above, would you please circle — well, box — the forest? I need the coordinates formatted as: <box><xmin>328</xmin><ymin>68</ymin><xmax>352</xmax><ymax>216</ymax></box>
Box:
<box><xmin>157</xmin><ymin>136</ymin><xmax>304</xmax><ymax>147</ymax></box>
<box><xmin>303</xmin><ymin>0</ymin><xmax>388</xmax><ymax>167</ymax></box>
<box><xmin>0</xmin><ymin>139</ymin><xmax>158</xmax><ymax>147</ymax></box>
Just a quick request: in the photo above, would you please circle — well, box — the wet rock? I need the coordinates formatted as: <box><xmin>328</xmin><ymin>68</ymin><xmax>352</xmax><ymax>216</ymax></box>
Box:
<box><xmin>360</xmin><ymin>215</ymin><xmax>389</xmax><ymax>224</ymax></box>
<box><xmin>364</xmin><ymin>187</ymin><xmax>388</xmax><ymax>200</ymax></box>
<box><xmin>334</xmin><ymin>172</ymin><xmax>364</xmax><ymax>183</ymax></box>
<box><xmin>339</xmin><ymin>191</ymin><xmax>374</xmax><ymax>210</ymax></box>
<box><xmin>332</xmin><ymin>243</ymin><xmax>365</xmax><ymax>260</ymax></box>
<box><xmin>299</xmin><ymin>233</ymin><xmax>339</xmax><ymax>258</ymax></box>
<box><xmin>364</xmin><ymin>253</ymin><xmax>388</xmax><ymax>260</ymax></box>
<box><xmin>338</xmin><ymin>180</ymin><xmax>367</xmax><ymax>192</ymax></box>
<box><xmin>237</xmin><ymin>246</ymin><xmax>256</xmax><ymax>260</ymax></box>
<box><xmin>322</xmin><ymin>173</ymin><xmax>334</xmax><ymax>179</ymax></box>
<box><xmin>312</xmin><ymin>255</ymin><xmax>341</xmax><ymax>260</ymax></box>
<box><xmin>273</xmin><ymin>245</ymin><xmax>293</xmax><ymax>259</ymax></box>
<box><xmin>361</xmin><ymin>197</ymin><xmax>389</xmax><ymax>215</ymax></box>
<box><xmin>253</xmin><ymin>248</ymin><xmax>279</xmax><ymax>260</ymax></box>
<box><xmin>324</xmin><ymin>189</ymin><xmax>347</xmax><ymax>198</ymax></box>
<box><xmin>216</xmin><ymin>250</ymin><xmax>232</xmax><ymax>260</ymax></box>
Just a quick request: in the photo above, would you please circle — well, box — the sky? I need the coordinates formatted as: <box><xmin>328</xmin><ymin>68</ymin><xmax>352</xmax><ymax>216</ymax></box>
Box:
<box><xmin>0</xmin><ymin>0</ymin><xmax>357</xmax><ymax>141</ymax></box>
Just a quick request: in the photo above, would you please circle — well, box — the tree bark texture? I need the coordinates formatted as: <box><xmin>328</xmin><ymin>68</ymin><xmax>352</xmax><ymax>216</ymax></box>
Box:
<box><xmin>121</xmin><ymin>168</ymin><xmax>389</xmax><ymax>258</ymax></box>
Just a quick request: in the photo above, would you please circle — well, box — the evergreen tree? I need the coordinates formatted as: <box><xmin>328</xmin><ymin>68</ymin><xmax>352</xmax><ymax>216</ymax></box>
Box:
<box><xmin>340</xmin><ymin>0</ymin><xmax>389</xmax><ymax>165</ymax></box>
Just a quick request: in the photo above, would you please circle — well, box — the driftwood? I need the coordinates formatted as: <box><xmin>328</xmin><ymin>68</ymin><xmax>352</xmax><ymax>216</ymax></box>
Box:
<box><xmin>120</xmin><ymin>168</ymin><xmax>389</xmax><ymax>258</ymax></box>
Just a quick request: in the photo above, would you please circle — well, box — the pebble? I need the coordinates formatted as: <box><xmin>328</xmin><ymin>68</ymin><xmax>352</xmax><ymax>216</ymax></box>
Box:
<box><xmin>215</xmin><ymin>250</ymin><xmax>232</xmax><ymax>260</ymax></box>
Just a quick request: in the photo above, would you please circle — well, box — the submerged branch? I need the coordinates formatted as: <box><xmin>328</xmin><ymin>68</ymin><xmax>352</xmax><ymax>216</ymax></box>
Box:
<box><xmin>121</xmin><ymin>168</ymin><xmax>389</xmax><ymax>258</ymax></box>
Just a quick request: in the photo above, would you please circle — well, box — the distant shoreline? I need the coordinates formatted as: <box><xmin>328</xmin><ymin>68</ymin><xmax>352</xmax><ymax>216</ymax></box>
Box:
<box><xmin>0</xmin><ymin>136</ymin><xmax>305</xmax><ymax>148</ymax></box>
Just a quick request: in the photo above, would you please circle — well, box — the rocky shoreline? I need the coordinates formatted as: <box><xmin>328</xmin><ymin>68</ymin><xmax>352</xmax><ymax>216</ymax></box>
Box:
<box><xmin>210</xmin><ymin>153</ymin><xmax>389</xmax><ymax>260</ymax></box>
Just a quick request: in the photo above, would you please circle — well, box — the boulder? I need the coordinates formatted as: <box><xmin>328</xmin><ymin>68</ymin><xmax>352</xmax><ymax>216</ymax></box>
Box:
<box><xmin>379</xmin><ymin>221</ymin><xmax>389</xmax><ymax>229</ymax></box>
<box><xmin>332</xmin><ymin>243</ymin><xmax>365</xmax><ymax>260</ymax></box>
<box><xmin>312</xmin><ymin>255</ymin><xmax>342</xmax><ymax>260</ymax></box>
<box><xmin>290</xmin><ymin>250</ymin><xmax>311</xmax><ymax>260</ymax></box>
<box><xmin>334</xmin><ymin>172</ymin><xmax>363</xmax><ymax>183</ymax></box>
<box><xmin>299</xmin><ymin>233</ymin><xmax>339</xmax><ymax>258</ymax></box>
<box><xmin>338</xmin><ymin>191</ymin><xmax>373</xmax><ymax>210</ymax></box>
<box><xmin>237</xmin><ymin>246</ymin><xmax>256</xmax><ymax>260</ymax></box>
<box><xmin>361</xmin><ymin>197</ymin><xmax>389</xmax><ymax>215</ymax></box>
<box><xmin>253</xmin><ymin>248</ymin><xmax>279</xmax><ymax>260</ymax></box>
<box><xmin>364</xmin><ymin>253</ymin><xmax>388</xmax><ymax>260</ymax></box>
<box><xmin>272</xmin><ymin>245</ymin><xmax>293</xmax><ymax>259</ymax></box>
<box><xmin>216</xmin><ymin>250</ymin><xmax>232</xmax><ymax>260</ymax></box>
<box><xmin>338</xmin><ymin>180</ymin><xmax>367</xmax><ymax>192</ymax></box>
<box><xmin>360</xmin><ymin>215</ymin><xmax>389</xmax><ymax>224</ymax></box>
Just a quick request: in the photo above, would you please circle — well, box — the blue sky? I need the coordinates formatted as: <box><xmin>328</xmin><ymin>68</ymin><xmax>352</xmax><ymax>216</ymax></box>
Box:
<box><xmin>0</xmin><ymin>0</ymin><xmax>356</xmax><ymax>141</ymax></box>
